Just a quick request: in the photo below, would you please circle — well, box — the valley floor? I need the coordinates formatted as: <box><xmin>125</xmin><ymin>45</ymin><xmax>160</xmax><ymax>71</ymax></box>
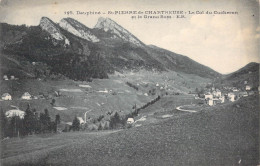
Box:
<box><xmin>1</xmin><ymin>95</ymin><xmax>259</xmax><ymax>166</ymax></box>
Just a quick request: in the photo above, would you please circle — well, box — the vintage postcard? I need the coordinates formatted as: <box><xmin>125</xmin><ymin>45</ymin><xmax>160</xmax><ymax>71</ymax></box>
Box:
<box><xmin>0</xmin><ymin>0</ymin><xmax>259</xmax><ymax>165</ymax></box>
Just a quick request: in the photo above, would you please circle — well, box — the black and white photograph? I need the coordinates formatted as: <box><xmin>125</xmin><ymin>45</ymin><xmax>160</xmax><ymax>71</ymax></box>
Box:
<box><xmin>0</xmin><ymin>0</ymin><xmax>259</xmax><ymax>165</ymax></box>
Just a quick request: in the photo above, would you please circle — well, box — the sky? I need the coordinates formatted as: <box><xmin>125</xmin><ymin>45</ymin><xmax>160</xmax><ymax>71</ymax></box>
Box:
<box><xmin>0</xmin><ymin>0</ymin><xmax>259</xmax><ymax>74</ymax></box>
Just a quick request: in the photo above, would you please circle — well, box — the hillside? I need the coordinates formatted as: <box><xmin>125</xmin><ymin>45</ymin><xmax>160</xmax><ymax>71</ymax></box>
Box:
<box><xmin>0</xmin><ymin>70</ymin><xmax>211</xmax><ymax>123</ymax></box>
<box><xmin>146</xmin><ymin>45</ymin><xmax>221</xmax><ymax>78</ymax></box>
<box><xmin>2</xmin><ymin>94</ymin><xmax>258</xmax><ymax>165</ymax></box>
<box><xmin>0</xmin><ymin>17</ymin><xmax>221</xmax><ymax>80</ymax></box>
<box><xmin>218</xmin><ymin>62</ymin><xmax>259</xmax><ymax>90</ymax></box>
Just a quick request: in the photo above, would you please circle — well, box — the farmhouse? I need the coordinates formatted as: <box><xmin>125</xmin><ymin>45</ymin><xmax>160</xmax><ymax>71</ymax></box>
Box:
<box><xmin>127</xmin><ymin>118</ymin><xmax>135</xmax><ymax>124</ymax></box>
<box><xmin>228</xmin><ymin>93</ymin><xmax>236</xmax><ymax>102</ymax></box>
<box><xmin>21</xmin><ymin>92</ymin><xmax>32</xmax><ymax>100</ymax></box>
<box><xmin>245</xmin><ymin>85</ymin><xmax>251</xmax><ymax>91</ymax></box>
<box><xmin>3</xmin><ymin>75</ymin><xmax>8</xmax><ymax>80</ymax></box>
<box><xmin>10</xmin><ymin>75</ymin><xmax>15</xmax><ymax>80</ymax></box>
<box><xmin>5</xmin><ymin>109</ymin><xmax>25</xmax><ymax>119</ymax></box>
<box><xmin>77</xmin><ymin>117</ymin><xmax>85</xmax><ymax>124</ymax></box>
<box><xmin>204</xmin><ymin>93</ymin><xmax>213</xmax><ymax>100</ymax></box>
<box><xmin>2</xmin><ymin>93</ymin><xmax>12</xmax><ymax>100</ymax></box>
<box><xmin>232</xmin><ymin>88</ymin><xmax>239</xmax><ymax>92</ymax></box>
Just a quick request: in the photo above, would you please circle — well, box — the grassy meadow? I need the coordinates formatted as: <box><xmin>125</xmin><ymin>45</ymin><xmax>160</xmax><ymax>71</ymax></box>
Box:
<box><xmin>1</xmin><ymin>94</ymin><xmax>258</xmax><ymax>165</ymax></box>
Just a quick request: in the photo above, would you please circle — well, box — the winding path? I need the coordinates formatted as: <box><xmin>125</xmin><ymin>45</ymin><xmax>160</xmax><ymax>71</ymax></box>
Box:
<box><xmin>176</xmin><ymin>105</ymin><xmax>197</xmax><ymax>113</ymax></box>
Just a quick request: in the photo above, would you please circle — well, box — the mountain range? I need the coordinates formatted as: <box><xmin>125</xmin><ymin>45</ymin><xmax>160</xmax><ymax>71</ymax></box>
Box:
<box><xmin>0</xmin><ymin>16</ymin><xmax>228</xmax><ymax>80</ymax></box>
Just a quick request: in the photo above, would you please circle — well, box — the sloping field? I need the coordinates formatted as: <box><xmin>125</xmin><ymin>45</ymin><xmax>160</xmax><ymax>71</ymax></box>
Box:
<box><xmin>0</xmin><ymin>70</ymin><xmax>209</xmax><ymax>123</ymax></box>
<box><xmin>2</xmin><ymin>95</ymin><xmax>258</xmax><ymax>166</ymax></box>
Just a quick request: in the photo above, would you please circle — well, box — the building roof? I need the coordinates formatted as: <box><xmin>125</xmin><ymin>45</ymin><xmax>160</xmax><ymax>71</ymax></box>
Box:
<box><xmin>22</xmin><ymin>92</ymin><xmax>31</xmax><ymax>97</ymax></box>
<box><xmin>5</xmin><ymin>109</ymin><xmax>25</xmax><ymax>119</ymax></box>
<box><xmin>77</xmin><ymin>117</ymin><xmax>85</xmax><ymax>124</ymax></box>
<box><xmin>2</xmin><ymin>93</ymin><xmax>11</xmax><ymax>97</ymax></box>
<box><xmin>127</xmin><ymin>118</ymin><xmax>134</xmax><ymax>122</ymax></box>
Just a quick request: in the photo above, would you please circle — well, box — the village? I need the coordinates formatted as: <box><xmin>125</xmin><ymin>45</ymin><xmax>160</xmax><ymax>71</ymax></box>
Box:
<box><xmin>1</xmin><ymin>72</ymin><xmax>259</xmax><ymax>134</ymax></box>
<box><xmin>194</xmin><ymin>82</ymin><xmax>257</xmax><ymax>106</ymax></box>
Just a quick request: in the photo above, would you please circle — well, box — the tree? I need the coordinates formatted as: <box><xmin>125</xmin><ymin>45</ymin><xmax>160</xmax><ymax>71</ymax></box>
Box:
<box><xmin>50</xmin><ymin>99</ymin><xmax>56</xmax><ymax>106</ymax></box>
<box><xmin>55</xmin><ymin>114</ymin><xmax>61</xmax><ymax>124</ymax></box>
<box><xmin>9</xmin><ymin>115</ymin><xmax>24</xmax><ymax>137</ymax></box>
<box><xmin>55</xmin><ymin>114</ymin><xmax>61</xmax><ymax>132</ymax></box>
<box><xmin>110</xmin><ymin>112</ymin><xmax>121</xmax><ymax>129</ymax></box>
<box><xmin>44</xmin><ymin>109</ymin><xmax>51</xmax><ymax>131</ymax></box>
<box><xmin>39</xmin><ymin>109</ymin><xmax>51</xmax><ymax>133</ymax></box>
<box><xmin>72</xmin><ymin>116</ymin><xmax>80</xmax><ymax>131</ymax></box>
<box><xmin>98</xmin><ymin>123</ymin><xmax>102</xmax><ymax>130</ymax></box>
<box><xmin>195</xmin><ymin>88</ymin><xmax>199</xmax><ymax>93</ymax></box>
<box><xmin>23</xmin><ymin>104</ymin><xmax>35</xmax><ymax>135</ymax></box>
<box><xmin>0</xmin><ymin>108</ymin><xmax>8</xmax><ymax>138</ymax></box>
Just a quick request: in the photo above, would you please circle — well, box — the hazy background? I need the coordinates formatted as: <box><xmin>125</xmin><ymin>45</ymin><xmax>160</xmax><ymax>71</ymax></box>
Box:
<box><xmin>0</xmin><ymin>0</ymin><xmax>259</xmax><ymax>74</ymax></box>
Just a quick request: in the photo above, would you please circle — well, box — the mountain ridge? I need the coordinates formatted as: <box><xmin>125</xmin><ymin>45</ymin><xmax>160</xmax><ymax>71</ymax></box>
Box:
<box><xmin>59</xmin><ymin>17</ymin><xmax>100</xmax><ymax>43</ymax></box>
<box><xmin>1</xmin><ymin>16</ymin><xmax>221</xmax><ymax>80</ymax></box>
<box><xmin>94</xmin><ymin>17</ymin><xmax>144</xmax><ymax>47</ymax></box>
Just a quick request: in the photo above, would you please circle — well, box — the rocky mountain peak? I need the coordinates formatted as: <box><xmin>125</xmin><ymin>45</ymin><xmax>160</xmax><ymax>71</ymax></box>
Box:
<box><xmin>39</xmin><ymin>17</ymin><xmax>65</xmax><ymax>41</ymax></box>
<box><xmin>59</xmin><ymin>17</ymin><xmax>99</xmax><ymax>42</ymax></box>
<box><xmin>94</xmin><ymin>17</ymin><xmax>144</xmax><ymax>47</ymax></box>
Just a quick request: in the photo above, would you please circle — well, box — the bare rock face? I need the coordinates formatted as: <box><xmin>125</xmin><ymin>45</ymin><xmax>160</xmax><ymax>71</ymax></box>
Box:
<box><xmin>59</xmin><ymin>18</ymin><xmax>100</xmax><ymax>42</ymax></box>
<box><xmin>94</xmin><ymin>17</ymin><xmax>144</xmax><ymax>47</ymax></box>
<box><xmin>39</xmin><ymin>17</ymin><xmax>70</xmax><ymax>46</ymax></box>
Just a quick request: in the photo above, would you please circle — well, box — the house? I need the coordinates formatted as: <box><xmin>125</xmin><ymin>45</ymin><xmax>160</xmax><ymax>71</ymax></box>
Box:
<box><xmin>207</xmin><ymin>98</ymin><xmax>221</xmax><ymax>106</ymax></box>
<box><xmin>229</xmin><ymin>94</ymin><xmax>236</xmax><ymax>102</ymax></box>
<box><xmin>77</xmin><ymin>117</ymin><xmax>85</xmax><ymax>124</ymax></box>
<box><xmin>127</xmin><ymin>118</ymin><xmax>135</xmax><ymax>124</ymax></box>
<box><xmin>156</xmin><ymin>83</ymin><xmax>159</xmax><ymax>87</ymax></box>
<box><xmin>228</xmin><ymin>92</ymin><xmax>234</xmax><ymax>97</ymax></box>
<box><xmin>245</xmin><ymin>85</ymin><xmax>251</xmax><ymax>91</ymax></box>
<box><xmin>3</xmin><ymin>75</ymin><xmax>8</xmax><ymax>80</ymax></box>
<box><xmin>21</xmin><ymin>92</ymin><xmax>32</xmax><ymax>100</ymax></box>
<box><xmin>5</xmin><ymin>109</ymin><xmax>25</xmax><ymax>119</ymax></box>
<box><xmin>227</xmin><ymin>92</ymin><xmax>236</xmax><ymax>102</ymax></box>
<box><xmin>220</xmin><ymin>96</ymin><xmax>225</xmax><ymax>103</ymax></box>
<box><xmin>207</xmin><ymin>99</ymin><xmax>214</xmax><ymax>106</ymax></box>
<box><xmin>10</xmin><ymin>75</ymin><xmax>15</xmax><ymax>80</ymax></box>
<box><xmin>205</xmin><ymin>93</ymin><xmax>213</xmax><ymax>100</ymax></box>
<box><xmin>232</xmin><ymin>88</ymin><xmax>239</xmax><ymax>92</ymax></box>
<box><xmin>2</xmin><ymin>93</ymin><xmax>12</xmax><ymax>100</ymax></box>
<box><xmin>214</xmin><ymin>90</ymin><xmax>221</xmax><ymax>98</ymax></box>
